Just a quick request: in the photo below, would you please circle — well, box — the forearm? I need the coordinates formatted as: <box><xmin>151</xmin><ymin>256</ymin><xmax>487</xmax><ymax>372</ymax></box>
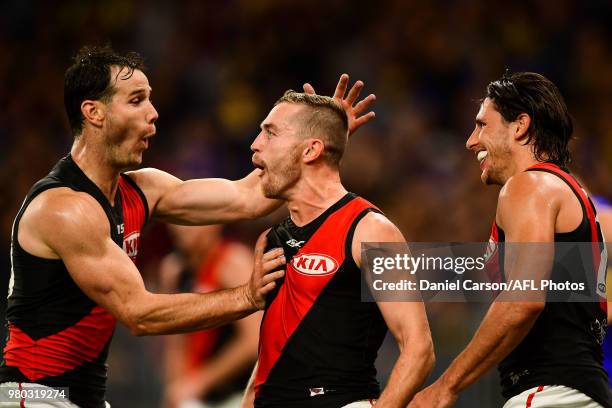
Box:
<box><xmin>130</xmin><ymin>285</ymin><xmax>257</xmax><ymax>335</ymax></box>
<box><xmin>233</xmin><ymin>171</ymin><xmax>282</xmax><ymax>219</ymax></box>
<box><xmin>155</xmin><ymin>172</ymin><xmax>281</xmax><ymax>225</ymax></box>
<box><xmin>376</xmin><ymin>343</ymin><xmax>434</xmax><ymax>407</ymax></box>
<box><xmin>439</xmin><ymin>302</ymin><xmax>541</xmax><ymax>393</ymax></box>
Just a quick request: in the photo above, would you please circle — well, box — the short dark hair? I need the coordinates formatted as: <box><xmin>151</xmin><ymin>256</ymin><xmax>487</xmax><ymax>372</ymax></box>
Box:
<box><xmin>275</xmin><ymin>91</ymin><xmax>348</xmax><ymax>166</ymax></box>
<box><xmin>64</xmin><ymin>44</ymin><xmax>145</xmax><ymax>136</ymax></box>
<box><xmin>486</xmin><ymin>71</ymin><xmax>573</xmax><ymax>167</ymax></box>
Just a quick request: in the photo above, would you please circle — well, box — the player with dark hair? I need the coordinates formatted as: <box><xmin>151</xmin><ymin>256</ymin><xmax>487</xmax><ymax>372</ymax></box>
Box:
<box><xmin>410</xmin><ymin>72</ymin><xmax>612</xmax><ymax>407</ymax></box>
<box><xmin>0</xmin><ymin>45</ymin><xmax>375</xmax><ymax>408</ymax></box>
<box><xmin>241</xmin><ymin>90</ymin><xmax>434</xmax><ymax>408</ymax></box>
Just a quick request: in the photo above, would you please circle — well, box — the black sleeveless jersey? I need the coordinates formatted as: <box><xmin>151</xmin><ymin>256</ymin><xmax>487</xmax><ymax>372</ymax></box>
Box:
<box><xmin>1</xmin><ymin>155</ymin><xmax>148</xmax><ymax>408</ymax></box>
<box><xmin>487</xmin><ymin>162</ymin><xmax>612</xmax><ymax>407</ymax></box>
<box><xmin>254</xmin><ymin>193</ymin><xmax>387</xmax><ymax>408</ymax></box>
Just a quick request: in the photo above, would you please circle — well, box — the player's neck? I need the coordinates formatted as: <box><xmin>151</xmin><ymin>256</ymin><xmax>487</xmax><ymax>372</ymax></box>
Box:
<box><xmin>504</xmin><ymin>150</ymin><xmax>542</xmax><ymax>184</ymax></box>
<box><xmin>285</xmin><ymin>171</ymin><xmax>347</xmax><ymax>227</ymax></box>
<box><xmin>71</xmin><ymin>138</ymin><xmax>121</xmax><ymax>205</ymax></box>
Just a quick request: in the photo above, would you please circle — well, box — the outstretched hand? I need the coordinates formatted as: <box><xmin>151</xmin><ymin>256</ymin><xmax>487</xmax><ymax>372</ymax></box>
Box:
<box><xmin>303</xmin><ymin>73</ymin><xmax>376</xmax><ymax>137</ymax></box>
<box><xmin>246</xmin><ymin>230</ymin><xmax>286</xmax><ymax>310</ymax></box>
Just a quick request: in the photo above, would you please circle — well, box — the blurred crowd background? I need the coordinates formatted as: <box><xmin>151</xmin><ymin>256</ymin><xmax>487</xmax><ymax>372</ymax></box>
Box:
<box><xmin>1</xmin><ymin>0</ymin><xmax>611</xmax><ymax>406</ymax></box>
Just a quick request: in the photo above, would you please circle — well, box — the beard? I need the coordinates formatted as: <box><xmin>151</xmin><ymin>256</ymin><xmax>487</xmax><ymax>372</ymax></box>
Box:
<box><xmin>483</xmin><ymin>140</ymin><xmax>513</xmax><ymax>185</ymax></box>
<box><xmin>261</xmin><ymin>147</ymin><xmax>302</xmax><ymax>199</ymax></box>
<box><xmin>104</xmin><ymin>112</ymin><xmax>143</xmax><ymax>171</ymax></box>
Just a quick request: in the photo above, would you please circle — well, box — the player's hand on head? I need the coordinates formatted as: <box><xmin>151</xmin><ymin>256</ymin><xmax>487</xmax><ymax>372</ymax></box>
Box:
<box><xmin>247</xmin><ymin>230</ymin><xmax>286</xmax><ymax>309</ymax></box>
<box><xmin>303</xmin><ymin>73</ymin><xmax>376</xmax><ymax>137</ymax></box>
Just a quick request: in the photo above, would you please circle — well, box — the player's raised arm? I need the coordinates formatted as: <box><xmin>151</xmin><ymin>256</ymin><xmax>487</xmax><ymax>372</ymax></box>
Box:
<box><xmin>23</xmin><ymin>189</ymin><xmax>285</xmax><ymax>335</ymax></box>
<box><xmin>353</xmin><ymin>212</ymin><xmax>435</xmax><ymax>407</ymax></box>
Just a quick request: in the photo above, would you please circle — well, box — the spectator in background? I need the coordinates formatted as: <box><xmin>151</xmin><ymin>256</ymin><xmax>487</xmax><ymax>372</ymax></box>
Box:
<box><xmin>160</xmin><ymin>225</ymin><xmax>260</xmax><ymax>408</ymax></box>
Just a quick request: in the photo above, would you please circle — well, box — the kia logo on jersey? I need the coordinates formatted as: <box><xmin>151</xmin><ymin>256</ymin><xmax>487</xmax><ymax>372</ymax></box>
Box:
<box><xmin>123</xmin><ymin>231</ymin><xmax>140</xmax><ymax>261</ymax></box>
<box><xmin>291</xmin><ymin>253</ymin><xmax>339</xmax><ymax>276</ymax></box>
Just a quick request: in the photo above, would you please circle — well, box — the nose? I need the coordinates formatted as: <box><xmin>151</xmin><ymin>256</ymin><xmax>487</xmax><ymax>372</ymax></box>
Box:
<box><xmin>250</xmin><ymin>131</ymin><xmax>264</xmax><ymax>152</ymax></box>
<box><xmin>466</xmin><ymin>127</ymin><xmax>479</xmax><ymax>151</ymax></box>
<box><xmin>147</xmin><ymin>102</ymin><xmax>159</xmax><ymax>124</ymax></box>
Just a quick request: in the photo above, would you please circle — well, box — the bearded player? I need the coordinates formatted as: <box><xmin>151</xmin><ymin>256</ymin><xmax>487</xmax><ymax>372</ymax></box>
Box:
<box><xmin>410</xmin><ymin>72</ymin><xmax>612</xmax><ymax>408</ymax></box>
<box><xmin>0</xmin><ymin>45</ymin><xmax>374</xmax><ymax>408</ymax></box>
<box><xmin>241</xmin><ymin>91</ymin><xmax>434</xmax><ymax>408</ymax></box>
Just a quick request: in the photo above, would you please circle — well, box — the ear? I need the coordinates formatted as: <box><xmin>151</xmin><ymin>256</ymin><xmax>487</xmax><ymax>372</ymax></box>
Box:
<box><xmin>81</xmin><ymin>100</ymin><xmax>106</xmax><ymax>129</ymax></box>
<box><xmin>302</xmin><ymin>139</ymin><xmax>325</xmax><ymax>164</ymax></box>
<box><xmin>513</xmin><ymin>113</ymin><xmax>531</xmax><ymax>142</ymax></box>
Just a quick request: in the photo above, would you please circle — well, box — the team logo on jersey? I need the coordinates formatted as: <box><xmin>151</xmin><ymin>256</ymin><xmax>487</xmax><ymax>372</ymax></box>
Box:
<box><xmin>291</xmin><ymin>253</ymin><xmax>338</xmax><ymax>276</ymax></box>
<box><xmin>286</xmin><ymin>238</ymin><xmax>305</xmax><ymax>248</ymax></box>
<box><xmin>123</xmin><ymin>231</ymin><xmax>140</xmax><ymax>261</ymax></box>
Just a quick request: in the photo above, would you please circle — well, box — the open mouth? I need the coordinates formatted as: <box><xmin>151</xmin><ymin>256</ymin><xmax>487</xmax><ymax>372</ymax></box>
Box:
<box><xmin>477</xmin><ymin>150</ymin><xmax>488</xmax><ymax>168</ymax></box>
<box><xmin>252</xmin><ymin>158</ymin><xmax>266</xmax><ymax>175</ymax></box>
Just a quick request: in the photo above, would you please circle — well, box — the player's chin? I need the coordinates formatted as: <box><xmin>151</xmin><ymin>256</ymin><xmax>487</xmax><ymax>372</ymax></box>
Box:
<box><xmin>262</xmin><ymin>182</ymin><xmax>281</xmax><ymax>199</ymax></box>
<box><xmin>123</xmin><ymin>152</ymin><xmax>144</xmax><ymax>170</ymax></box>
<box><xmin>480</xmin><ymin>172</ymin><xmax>489</xmax><ymax>184</ymax></box>
<box><xmin>483</xmin><ymin>170</ymin><xmax>502</xmax><ymax>186</ymax></box>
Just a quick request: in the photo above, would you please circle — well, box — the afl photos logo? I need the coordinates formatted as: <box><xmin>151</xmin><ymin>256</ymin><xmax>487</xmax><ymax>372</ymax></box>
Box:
<box><xmin>292</xmin><ymin>253</ymin><xmax>339</xmax><ymax>276</ymax></box>
<box><xmin>123</xmin><ymin>231</ymin><xmax>140</xmax><ymax>261</ymax></box>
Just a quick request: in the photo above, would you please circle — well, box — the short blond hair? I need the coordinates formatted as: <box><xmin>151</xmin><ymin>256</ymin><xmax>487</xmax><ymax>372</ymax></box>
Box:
<box><xmin>275</xmin><ymin>91</ymin><xmax>348</xmax><ymax>166</ymax></box>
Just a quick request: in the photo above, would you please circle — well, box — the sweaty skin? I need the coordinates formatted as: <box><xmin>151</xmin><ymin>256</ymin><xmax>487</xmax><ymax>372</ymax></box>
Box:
<box><xmin>409</xmin><ymin>97</ymin><xmax>587</xmax><ymax>408</ymax></box>
<box><xmin>15</xmin><ymin>68</ymin><xmax>374</xmax><ymax>336</ymax></box>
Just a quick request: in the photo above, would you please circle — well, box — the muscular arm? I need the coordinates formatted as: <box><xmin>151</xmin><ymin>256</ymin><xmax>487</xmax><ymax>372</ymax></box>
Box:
<box><xmin>21</xmin><ymin>189</ymin><xmax>284</xmax><ymax>336</ymax></box>
<box><xmin>409</xmin><ymin>172</ymin><xmax>558</xmax><ymax>407</ymax></box>
<box><xmin>127</xmin><ymin>75</ymin><xmax>376</xmax><ymax>226</ymax></box>
<box><xmin>353</xmin><ymin>212</ymin><xmax>435</xmax><ymax>407</ymax></box>
<box><xmin>128</xmin><ymin>168</ymin><xmax>281</xmax><ymax>225</ymax></box>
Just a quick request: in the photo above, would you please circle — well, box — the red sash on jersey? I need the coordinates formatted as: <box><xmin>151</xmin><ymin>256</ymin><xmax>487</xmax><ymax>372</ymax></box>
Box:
<box><xmin>4</xmin><ymin>176</ymin><xmax>147</xmax><ymax>381</ymax></box>
<box><xmin>254</xmin><ymin>197</ymin><xmax>378</xmax><ymax>394</ymax></box>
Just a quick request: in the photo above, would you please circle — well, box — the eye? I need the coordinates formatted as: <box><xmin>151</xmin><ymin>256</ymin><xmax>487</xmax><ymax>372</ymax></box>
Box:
<box><xmin>130</xmin><ymin>97</ymin><xmax>141</xmax><ymax>105</ymax></box>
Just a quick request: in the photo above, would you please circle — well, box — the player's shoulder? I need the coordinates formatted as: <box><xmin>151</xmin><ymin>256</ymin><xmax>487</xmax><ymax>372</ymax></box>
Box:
<box><xmin>125</xmin><ymin>167</ymin><xmax>182</xmax><ymax>206</ymax></box>
<box><xmin>25</xmin><ymin>187</ymin><xmax>108</xmax><ymax>236</ymax></box>
<box><xmin>125</xmin><ymin>167</ymin><xmax>181</xmax><ymax>186</ymax></box>
<box><xmin>499</xmin><ymin>168</ymin><xmax>567</xmax><ymax>204</ymax></box>
<box><xmin>354</xmin><ymin>211</ymin><xmax>405</xmax><ymax>243</ymax></box>
<box><xmin>496</xmin><ymin>167</ymin><xmax>570</xmax><ymax>227</ymax></box>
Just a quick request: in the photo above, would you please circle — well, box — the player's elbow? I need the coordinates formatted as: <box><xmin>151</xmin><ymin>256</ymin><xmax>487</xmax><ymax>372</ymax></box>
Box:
<box><xmin>419</xmin><ymin>336</ymin><xmax>436</xmax><ymax>375</ymax></box>
<box><xmin>122</xmin><ymin>313</ymin><xmax>149</xmax><ymax>336</ymax></box>
<box><xmin>503</xmin><ymin>301</ymin><xmax>545</xmax><ymax>330</ymax></box>
<box><xmin>127</xmin><ymin>320</ymin><xmax>150</xmax><ymax>336</ymax></box>
<box><xmin>515</xmin><ymin>301</ymin><xmax>545</xmax><ymax>320</ymax></box>
<box><xmin>401</xmin><ymin>332</ymin><xmax>435</xmax><ymax>375</ymax></box>
<box><xmin>121</xmin><ymin>300</ymin><xmax>156</xmax><ymax>336</ymax></box>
